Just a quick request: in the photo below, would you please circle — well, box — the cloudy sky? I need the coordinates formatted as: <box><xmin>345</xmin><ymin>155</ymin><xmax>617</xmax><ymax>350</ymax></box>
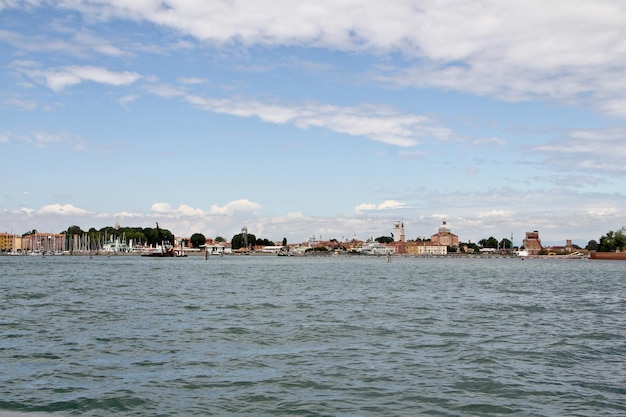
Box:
<box><xmin>2</xmin><ymin>0</ymin><xmax>626</xmax><ymax>246</ymax></box>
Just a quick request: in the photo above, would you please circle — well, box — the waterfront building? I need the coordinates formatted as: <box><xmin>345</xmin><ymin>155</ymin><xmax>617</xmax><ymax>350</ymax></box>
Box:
<box><xmin>203</xmin><ymin>243</ymin><xmax>231</xmax><ymax>255</ymax></box>
<box><xmin>522</xmin><ymin>231</ymin><xmax>543</xmax><ymax>254</ymax></box>
<box><xmin>431</xmin><ymin>220</ymin><xmax>459</xmax><ymax>247</ymax></box>
<box><xmin>405</xmin><ymin>241</ymin><xmax>448</xmax><ymax>256</ymax></box>
<box><xmin>547</xmin><ymin>239</ymin><xmax>575</xmax><ymax>254</ymax></box>
<box><xmin>0</xmin><ymin>233</ymin><xmax>21</xmax><ymax>252</ymax></box>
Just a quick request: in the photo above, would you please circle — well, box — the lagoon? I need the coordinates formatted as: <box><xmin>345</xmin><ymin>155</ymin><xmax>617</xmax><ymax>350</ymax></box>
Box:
<box><xmin>1</xmin><ymin>255</ymin><xmax>625</xmax><ymax>416</ymax></box>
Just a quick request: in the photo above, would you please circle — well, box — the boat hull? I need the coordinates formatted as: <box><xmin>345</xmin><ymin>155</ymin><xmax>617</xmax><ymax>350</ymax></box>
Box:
<box><xmin>141</xmin><ymin>251</ymin><xmax>176</xmax><ymax>257</ymax></box>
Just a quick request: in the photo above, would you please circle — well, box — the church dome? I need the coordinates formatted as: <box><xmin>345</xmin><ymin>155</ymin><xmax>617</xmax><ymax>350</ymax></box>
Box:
<box><xmin>438</xmin><ymin>220</ymin><xmax>450</xmax><ymax>234</ymax></box>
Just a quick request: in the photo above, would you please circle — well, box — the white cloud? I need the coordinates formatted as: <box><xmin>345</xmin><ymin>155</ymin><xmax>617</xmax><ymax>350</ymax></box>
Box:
<box><xmin>586</xmin><ymin>207</ymin><xmax>618</xmax><ymax>217</ymax></box>
<box><xmin>177</xmin><ymin>204</ymin><xmax>205</xmax><ymax>216</ymax></box>
<box><xmin>477</xmin><ymin>210</ymin><xmax>511</xmax><ymax>219</ymax></box>
<box><xmin>37</xmin><ymin>204</ymin><xmax>90</xmax><ymax>215</ymax></box>
<box><xmin>534</xmin><ymin>128</ymin><xmax>626</xmax><ymax>174</ymax></box>
<box><xmin>150</xmin><ymin>202</ymin><xmax>174</xmax><ymax>214</ymax></box>
<box><xmin>184</xmin><ymin>94</ymin><xmax>452</xmax><ymax>147</ymax></box>
<box><xmin>5</xmin><ymin>1</ymin><xmax>626</xmax><ymax>118</ymax></box>
<box><xmin>145</xmin><ymin>83</ymin><xmax>185</xmax><ymax>98</ymax></box>
<box><xmin>355</xmin><ymin>203</ymin><xmax>376</xmax><ymax>212</ymax></box>
<box><xmin>150</xmin><ymin>202</ymin><xmax>206</xmax><ymax>217</ymax></box>
<box><xmin>2</xmin><ymin>187</ymin><xmax>626</xmax><ymax>245</ymax></box>
<box><xmin>113</xmin><ymin>210</ymin><xmax>144</xmax><ymax>218</ymax></box>
<box><xmin>377</xmin><ymin>200</ymin><xmax>407</xmax><ymax>210</ymax></box>
<box><xmin>18</xmin><ymin>64</ymin><xmax>141</xmax><ymax>91</ymax></box>
<box><xmin>209</xmin><ymin>199</ymin><xmax>261</xmax><ymax>215</ymax></box>
<box><xmin>0</xmin><ymin>25</ymin><xmax>126</xmax><ymax>58</ymax></box>
<box><xmin>356</xmin><ymin>200</ymin><xmax>406</xmax><ymax>212</ymax></box>
<box><xmin>373</xmin><ymin>4</ymin><xmax>626</xmax><ymax>118</ymax></box>
<box><xmin>55</xmin><ymin>0</ymin><xmax>418</xmax><ymax>50</ymax></box>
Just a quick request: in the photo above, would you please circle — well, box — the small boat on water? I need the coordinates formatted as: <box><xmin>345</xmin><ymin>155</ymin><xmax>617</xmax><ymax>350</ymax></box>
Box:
<box><xmin>142</xmin><ymin>247</ymin><xmax>176</xmax><ymax>257</ymax></box>
<box><xmin>141</xmin><ymin>248</ymin><xmax>187</xmax><ymax>257</ymax></box>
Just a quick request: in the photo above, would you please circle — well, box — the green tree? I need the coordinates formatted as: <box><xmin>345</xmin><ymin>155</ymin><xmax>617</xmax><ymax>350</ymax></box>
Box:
<box><xmin>144</xmin><ymin>226</ymin><xmax>174</xmax><ymax>246</ymax></box>
<box><xmin>144</xmin><ymin>227</ymin><xmax>157</xmax><ymax>245</ymax></box>
<box><xmin>66</xmin><ymin>225</ymin><xmax>84</xmax><ymax>235</ymax></box>
<box><xmin>124</xmin><ymin>228</ymin><xmax>147</xmax><ymax>245</ymax></box>
<box><xmin>586</xmin><ymin>239</ymin><xmax>599</xmax><ymax>251</ymax></box>
<box><xmin>160</xmin><ymin>228</ymin><xmax>174</xmax><ymax>245</ymax></box>
<box><xmin>190</xmin><ymin>233</ymin><xmax>206</xmax><ymax>248</ymax></box>
<box><xmin>256</xmin><ymin>238</ymin><xmax>274</xmax><ymax>246</ymax></box>
<box><xmin>231</xmin><ymin>233</ymin><xmax>256</xmax><ymax>250</ymax></box>
<box><xmin>215</xmin><ymin>236</ymin><xmax>225</xmax><ymax>242</ymax></box>
<box><xmin>479</xmin><ymin>236</ymin><xmax>499</xmax><ymax>248</ymax></box>
<box><xmin>87</xmin><ymin>228</ymin><xmax>99</xmax><ymax>250</ymax></box>
<box><xmin>282</xmin><ymin>237</ymin><xmax>287</xmax><ymax>246</ymax></box>
<box><xmin>598</xmin><ymin>228</ymin><xmax>626</xmax><ymax>252</ymax></box>
<box><xmin>499</xmin><ymin>238</ymin><xmax>512</xmax><ymax>249</ymax></box>
<box><xmin>63</xmin><ymin>225</ymin><xmax>84</xmax><ymax>250</ymax></box>
<box><xmin>375</xmin><ymin>236</ymin><xmax>394</xmax><ymax>244</ymax></box>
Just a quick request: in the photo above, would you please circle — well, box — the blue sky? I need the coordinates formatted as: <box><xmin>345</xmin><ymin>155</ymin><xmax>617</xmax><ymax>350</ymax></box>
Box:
<box><xmin>2</xmin><ymin>0</ymin><xmax>626</xmax><ymax>246</ymax></box>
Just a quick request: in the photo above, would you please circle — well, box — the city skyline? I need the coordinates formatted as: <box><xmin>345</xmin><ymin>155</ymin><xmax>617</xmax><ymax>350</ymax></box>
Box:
<box><xmin>0</xmin><ymin>218</ymin><xmax>599</xmax><ymax>250</ymax></box>
<box><xmin>2</xmin><ymin>1</ymin><xmax>626</xmax><ymax>246</ymax></box>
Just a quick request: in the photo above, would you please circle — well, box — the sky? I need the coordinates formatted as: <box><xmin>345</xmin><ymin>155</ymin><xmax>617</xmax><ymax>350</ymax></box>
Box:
<box><xmin>2</xmin><ymin>0</ymin><xmax>626</xmax><ymax>246</ymax></box>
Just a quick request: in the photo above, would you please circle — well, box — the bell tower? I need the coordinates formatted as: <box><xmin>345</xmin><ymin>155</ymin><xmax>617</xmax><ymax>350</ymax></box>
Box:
<box><xmin>393</xmin><ymin>221</ymin><xmax>405</xmax><ymax>243</ymax></box>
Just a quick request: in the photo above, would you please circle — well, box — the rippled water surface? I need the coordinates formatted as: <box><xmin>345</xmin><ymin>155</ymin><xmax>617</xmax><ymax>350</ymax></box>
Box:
<box><xmin>1</xmin><ymin>255</ymin><xmax>625</xmax><ymax>416</ymax></box>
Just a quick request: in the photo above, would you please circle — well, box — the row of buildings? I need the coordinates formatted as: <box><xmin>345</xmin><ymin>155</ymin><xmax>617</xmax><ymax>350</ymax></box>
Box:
<box><xmin>0</xmin><ymin>220</ymin><xmax>458</xmax><ymax>254</ymax></box>
<box><xmin>0</xmin><ymin>232</ymin><xmax>65</xmax><ymax>254</ymax></box>
<box><xmin>387</xmin><ymin>222</ymin><xmax>572</xmax><ymax>256</ymax></box>
<box><xmin>0</xmin><ymin>221</ymin><xmax>570</xmax><ymax>256</ymax></box>
<box><xmin>388</xmin><ymin>220</ymin><xmax>459</xmax><ymax>255</ymax></box>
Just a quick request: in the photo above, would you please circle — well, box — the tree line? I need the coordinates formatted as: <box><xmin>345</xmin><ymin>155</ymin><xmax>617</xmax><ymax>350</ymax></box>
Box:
<box><xmin>52</xmin><ymin>225</ymin><xmax>283</xmax><ymax>250</ymax></box>
<box><xmin>58</xmin><ymin>225</ymin><xmax>177</xmax><ymax>248</ymax></box>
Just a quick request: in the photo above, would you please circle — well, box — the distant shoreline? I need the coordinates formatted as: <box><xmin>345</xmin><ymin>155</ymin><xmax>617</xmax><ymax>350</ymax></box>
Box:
<box><xmin>0</xmin><ymin>252</ymin><xmax>595</xmax><ymax>259</ymax></box>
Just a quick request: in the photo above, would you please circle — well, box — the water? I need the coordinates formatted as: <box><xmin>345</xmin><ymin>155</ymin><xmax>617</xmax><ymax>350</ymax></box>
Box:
<box><xmin>1</xmin><ymin>255</ymin><xmax>625</xmax><ymax>416</ymax></box>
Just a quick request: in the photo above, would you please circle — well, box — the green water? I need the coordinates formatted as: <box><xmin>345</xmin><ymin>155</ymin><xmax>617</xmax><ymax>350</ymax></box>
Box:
<box><xmin>1</xmin><ymin>255</ymin><xmax>625</xmax><ymax>416</ymax></box>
